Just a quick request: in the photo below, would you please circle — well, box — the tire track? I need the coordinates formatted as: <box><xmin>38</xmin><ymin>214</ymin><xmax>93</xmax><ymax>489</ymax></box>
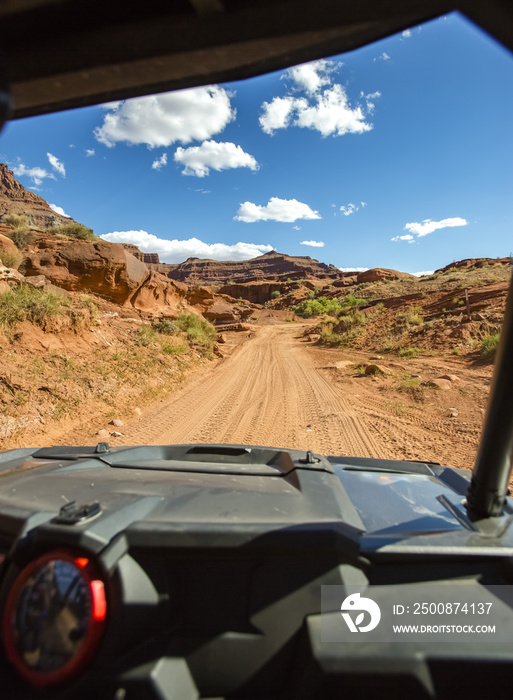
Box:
<box><xmin>119</xmin><ymin>324</ymin><xmax>386</xmax><ymax>458</ymax></box>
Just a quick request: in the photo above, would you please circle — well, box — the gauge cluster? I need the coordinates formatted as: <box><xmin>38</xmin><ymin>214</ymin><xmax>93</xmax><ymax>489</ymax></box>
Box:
<box><xmin>3</xmin><ymin>550</ymin><xmax>106</xmax><ymax>686</ymax></box>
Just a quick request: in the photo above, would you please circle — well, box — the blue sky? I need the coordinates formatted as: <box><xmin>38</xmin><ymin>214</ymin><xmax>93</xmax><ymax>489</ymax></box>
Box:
<box><xmin>1</xmin><ymin>12</ymin><xmax>512</xmax><ymax>275</ymax></box>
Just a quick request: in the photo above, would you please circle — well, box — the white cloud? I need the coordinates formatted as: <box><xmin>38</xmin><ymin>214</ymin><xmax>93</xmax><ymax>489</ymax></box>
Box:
<box><xmin>260</xmin><ymin>60</ymin><xmax>374</xmax><ymax>137</ymax></box>
<box><xmin>360</xmin><ymin>91</ymin><xmax>382</xmax><ymax>114</ymax></box>
<box><xmin>151</xmin><ymin>153</ymin><xmax>167</xmax><ymax>170</ymax></box>
<box><xmin>100</xmin><ymin>230</ymin><xmax>273</xmax><ymax>263</ymax></box>
<box><xmin>94</xmin><ymin>86</ymin><xmax>235</xmax><ymax>148</ymax></box>
<box><xmin>259</xmin><ymin>96</ymin><xmax>297</xmax><ymax>134</ymax></box>
<box><xmin>47</xmin><ymin>152</ymin><xmax>66</xmax><ymax>177</ymax></box>
<box><xmin>293</xmin><ymin>225</ymin><xmax>301</xmax><ymax>231</ymax></box>
<box><xmin>412</xmin><ymin>270</ymin><xmax>434</xmax><ymax>277</ymax></box>
<box><xmin>360</xmin><ymin>201</ymin><xmax>367</xmax><ymax>207</ymax></box>
<box><xmin>340</xmin><ymin>267</ymin><xmax>369</xmax><ymax>272</ymax></box>
<box><xmin>295</xmin><ymin>85</ymin><xmax>372</xmax><ymax>137</ymax></box>
<box><xmin>49</xmin><ymin>203</ymin><xmax>71</xmax><ymax>218</ymax></box>
<box><xmin>391</xmin><ymin>234</ymin><xmax>415</xmax><ymax>243</ymax></box>
<box><xmin>402</xmin><ymin>29</ymin><xmax>412</xmax><ymax>38</ymax></box>
<box><xmin>300</xmin><ymin>240</ymin><xmax>324</xmax><ymax>247</ymax></box>
<box><xmin>340</xmin><ymin>202</ymin><xmax>359</xmax><ymax>216</ymax></box>
<box><xmin>288</xmin><ymin>60</ymin><xmax>334</xmax><ymax>94</ymax></box>
<box><xmin>235</xmin><ymin>197</ymin><xmax>321</xmax><ymax>223</ymax></box>
<box><xmin>374</xmin><ymin>52</ymin><xmax>391</xmax><ymax>62</ymax></box>
<box><xmin>11</xmin><ymin>162</ymin><xmax>54</xmax><ymax>187</ymax></box>
<box><xmin>85</xmin><ymin>148</ymin><xmax>95</xmax><ymax>157</ymax></box>
<box><xmin>174</xmin><ymin>141</ymin><xmax>259</xmax><ymax>177</ymax></box>
<box><xmin>404</xmin><ymin>217</ymin><xmax>468</xmax><ymax>237</ymax></box>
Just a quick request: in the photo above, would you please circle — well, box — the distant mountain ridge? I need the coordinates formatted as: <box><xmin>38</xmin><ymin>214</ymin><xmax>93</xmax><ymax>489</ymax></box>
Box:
<box><xmin>120</xmin><ymin>246</ymin><xmax>350</xmax><ymax>284</ymax></box>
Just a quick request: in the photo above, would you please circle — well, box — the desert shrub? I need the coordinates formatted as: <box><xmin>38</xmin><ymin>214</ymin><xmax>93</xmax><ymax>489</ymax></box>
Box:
<box><xmin>338</xmin><ymin>310</ymin><xmax>366</xmax><ymax>329</ymax></box>
<box><xmin>397</xmin><ymin>347</ymin><xmax>420</xmax><ymax>358</ymax></box>
<box><xmin>176</xmin><ymin>313</ymin><xmax>217</xmax><ymax>351</ymax></box>
<box><xmin>0</xmin><ymin>284</ymin><xmax>69</xmax><ymax>328</ymax></box>
<box><xmin>78</xmin><ymin>294</ymin><xmax>98</xmax><ymax>321</ymax></box>
<box><xmin>481</xmin><ymin>333</ymin><xmax>500</xmax><ymax>360</ymax></box>
<box><xmin>270</xmin><ymin>290</ymin><xmax>280</xmax><ymax>299</ymax></box>
<box><xmin>152</xmin><ymin>319</ymin><xmax>178</xmax><ymax>335</ymax></box>
<box><xmin>0</xmin><ymin>249</ymin><xmax>22</xmax><ymax>269</ymax></box>
<box><xmin>161</xmin><ymin>341</ymin><xmax>187</xmax><ymax>355</ymax></box>
<box><xmin>137</xmin><ymin>325</ymin><xmax>159</xmax><ymax>346</ymax></box>
<box><xmin>401</xmin><ymin>305</ymin><xmax>424</xmax><ymax>326</ymax></box>
<box><xmin>3</xmin><ymin>214</ymin><xmax>28</xmax><ymax>228</ymax></box>
<box><xmin>9</xmin><ymin>225</ymin><xmax>33</xmax><ymax>249</ymax></box>
<box><xmin>49</xmin><ymin>222</ymin><xmax>96</xmax><ymax>241</ymax></box>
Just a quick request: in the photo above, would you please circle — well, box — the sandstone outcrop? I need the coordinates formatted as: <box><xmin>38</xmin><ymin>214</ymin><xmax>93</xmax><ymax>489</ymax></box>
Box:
<box><xmin>435</xmin><ymin>258</ymin><xmax>511</xmax><ymax>274</ymax></box>
<box><xmin>356</xmin><ymin>268</ymin><xmax>415</xmax><ymax>283</ymax></box>
<box><xmin>0</xmin><ymin>233</ymin><xmax>17</xmax><ymax>254</ymax></box>
<box><xmin>0</xmin><ymin>163</ymin><xmax>76</xmax><ymax>229</ymax></box>
<box><xmin>130</xmin><ymin>272</ymin><xmax>194</xmax><ymax>316</ymax></box>
<box><xmin>23</xmin><ymin>234</ymin><xmax>149</xmax><ymax>304</ymax></box>
<box><xmin>0</xmin><ymin>262</ymin><xmax>24</xmax><ymax>292</ymax></box>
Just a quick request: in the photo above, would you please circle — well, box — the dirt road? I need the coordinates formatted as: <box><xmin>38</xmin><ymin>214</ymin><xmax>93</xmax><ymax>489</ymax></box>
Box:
<box><xmin>120</xmin><ymin>323</ymin><xmax>390</xmax><ymax>458</ymax></box>
<box><xmin>41</xmin><ymin>321</ymin><xmax>487</xmax><ymax>469</ymax></box>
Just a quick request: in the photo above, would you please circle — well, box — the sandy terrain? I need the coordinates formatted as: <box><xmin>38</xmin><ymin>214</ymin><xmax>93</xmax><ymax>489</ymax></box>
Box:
<box><xmin>52</xmin><ymin>322</ymin><xmax>492</xmax><ymax>471</ymax></box>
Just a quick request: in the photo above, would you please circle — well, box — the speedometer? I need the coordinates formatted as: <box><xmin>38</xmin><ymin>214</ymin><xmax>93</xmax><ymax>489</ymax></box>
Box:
<box><xmin>2</xmin><ymin>549</ymin><xmax>107</xmax><ymax>687</ymax></box>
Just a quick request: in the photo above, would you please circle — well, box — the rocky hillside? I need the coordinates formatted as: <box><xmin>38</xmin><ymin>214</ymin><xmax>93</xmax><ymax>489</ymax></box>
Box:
<box><xmin>0</xmin><ymin>163</ymin><xmax>76</xmax><ymax>229</ymax></box>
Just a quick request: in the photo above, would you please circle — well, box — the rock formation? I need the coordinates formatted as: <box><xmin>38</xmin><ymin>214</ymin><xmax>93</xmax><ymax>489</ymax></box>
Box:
<box><xmin>22</xmin><ymin>234</ymin><xmax>149</xmax><ymax>305</ymax></box>
<box><xmin>435</xmin><ymin>258</ymin><xmax>511</xmax><ymax>274</ymax></box>
<box><xmin>0</xmin><ymin>163</ymin><xmax>76</xmax><ymax>229</ymax></box>
<box><xmin>357</xmin><ymin>268</ymin><xmax>415</xmax><ymax>283</ymax></box>
<box><xmin>149</xmin><ymin>250</ymin><xmax>344</xmax><ymax>285</ymax></box>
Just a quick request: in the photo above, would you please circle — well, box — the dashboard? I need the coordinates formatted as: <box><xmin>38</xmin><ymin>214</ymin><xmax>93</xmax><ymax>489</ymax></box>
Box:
<box><xmin>1</xmin><ymin>443</ymin><xmax>513</xmax><ymax>699</ymax></box>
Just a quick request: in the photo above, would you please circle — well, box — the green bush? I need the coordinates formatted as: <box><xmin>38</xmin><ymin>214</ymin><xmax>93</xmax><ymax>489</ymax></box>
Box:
<box><xmin>161</xmin><ymin>341</ymin><xmax>187</xmax><ymax>355</ymax></box>
<box><xmin>398</xmin><ymin>347</ymin><xmax>420</xmax><ymax>358</ymax></box>
<box><xmin>295</xmin><ymin>294</ymin><xmax>366</xmax><ymax>319</ymax></box>
<box><xmin>49</xmin><ymin>222</ymin><xmax>96</xmax><ymax>241</ymax></box>
<box><xmin>0</xmin><ymin>284</ymin><xmax>70</xmax><ymax>329</ymax></box>
<box><xmin>481</xmin><ymin>333</ymin><xmax>500</xmax><ymax>360</ymax></box>
<box><xmin>176</xmin><ymin>313</ymin><xmax>217</xmax><ymax>352</ymax></box>
<box><xmin>270</xmin><ymin>290</ymin><xmax>280</xmax><ymax>299</ymax></box>
<box><xmin>343</xmin><ymin>295</ymin><xmax>366</xmax><ymax>307</ymax></box>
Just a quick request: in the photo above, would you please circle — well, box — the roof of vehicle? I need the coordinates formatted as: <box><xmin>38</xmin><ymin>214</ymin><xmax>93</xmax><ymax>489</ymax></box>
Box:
<box><xmin>1</xmin><ymin>0</ymin><xmax>512</xmax><ymax>119</ymax></box>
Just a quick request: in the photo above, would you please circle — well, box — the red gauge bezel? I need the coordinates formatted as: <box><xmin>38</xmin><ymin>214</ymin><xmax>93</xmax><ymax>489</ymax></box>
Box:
<box><xmin>2</xmin><ymin>549</ymin><xmax>107</xmax><ymax>687</ymax></box>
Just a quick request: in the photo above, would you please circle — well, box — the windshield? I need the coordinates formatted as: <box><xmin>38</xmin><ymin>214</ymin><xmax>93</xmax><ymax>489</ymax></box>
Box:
<box><xmin>0</xmin><ymin>11</ymin><xmax>511</xmax><ymax>475</ymax></box>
